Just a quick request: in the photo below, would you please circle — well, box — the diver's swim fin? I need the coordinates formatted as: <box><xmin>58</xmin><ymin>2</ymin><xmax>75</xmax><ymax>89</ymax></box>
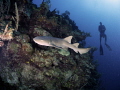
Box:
<box><xmin>105</xmin><ymin>43</ymin><xmax>112</xmax><ymax>51</ymax></box>
<box><xmin>100</xmin><ymin>44</ymin><xmax>104</xmax><ymax>55</ymax></box>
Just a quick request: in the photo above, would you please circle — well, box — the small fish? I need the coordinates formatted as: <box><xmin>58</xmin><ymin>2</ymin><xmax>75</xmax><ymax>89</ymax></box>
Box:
<box><xmin>33</xmin><ymin>36</ymin><xmax>90</xmax><ymax>54</ymax></box>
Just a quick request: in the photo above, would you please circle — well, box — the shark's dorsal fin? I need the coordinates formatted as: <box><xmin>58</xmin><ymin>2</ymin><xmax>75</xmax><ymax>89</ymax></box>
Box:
<box><xmin>73</xmin><ymin>43</ymin><xmax>79</xmax><ymax>47</ymax></box>
<box><xmin>63</xmin><ymin>36</ymin><xmax>73</xmax><ymax>43</ymax></box>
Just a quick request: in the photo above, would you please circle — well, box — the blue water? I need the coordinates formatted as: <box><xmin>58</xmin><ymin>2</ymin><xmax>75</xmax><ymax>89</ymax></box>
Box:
<box><xmin>33</xmin><ymin>0</ymin><xmax>120</xmax><ymax>90</ymax></box>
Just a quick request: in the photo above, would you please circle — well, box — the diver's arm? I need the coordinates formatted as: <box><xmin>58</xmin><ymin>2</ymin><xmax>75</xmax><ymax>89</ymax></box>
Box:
<box><xmin>103</xmin><ymin>25</ymin><xmax>106</xmax><ymax>31</ymax></box>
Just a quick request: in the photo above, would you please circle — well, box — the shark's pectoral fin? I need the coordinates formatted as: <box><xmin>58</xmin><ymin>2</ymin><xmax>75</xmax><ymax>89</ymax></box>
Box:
<box><xmin>51</xmin><ymin>43</ymin><xmax>63</xmax><ymax>49</ymax></box>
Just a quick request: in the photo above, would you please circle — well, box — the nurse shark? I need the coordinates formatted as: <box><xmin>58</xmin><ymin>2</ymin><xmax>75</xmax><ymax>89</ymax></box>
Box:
<box><xmin>33</xmin><ymin>36</ymin><xmax>90</xmax><ymax>54</ymax></box>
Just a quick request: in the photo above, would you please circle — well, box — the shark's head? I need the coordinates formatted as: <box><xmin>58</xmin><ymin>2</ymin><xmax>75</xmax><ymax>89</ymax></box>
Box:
<box><xmin>33</xmin><ymin>36</ymin><xmax>51</xmax><ymax>46</ymax></box>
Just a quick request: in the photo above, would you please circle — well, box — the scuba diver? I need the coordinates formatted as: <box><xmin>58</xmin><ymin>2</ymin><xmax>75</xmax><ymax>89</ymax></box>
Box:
<box><xmin>98</xmin><ymin>22</ymin><xmax>112</xmax><ymax>55</ymax></box>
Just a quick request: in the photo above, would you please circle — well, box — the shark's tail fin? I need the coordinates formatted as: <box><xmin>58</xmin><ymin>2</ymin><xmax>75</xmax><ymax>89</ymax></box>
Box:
<box><xmin>78</xmin><ymin>48</ymin><xmax>91</xmax><ymax>54</ymax></box>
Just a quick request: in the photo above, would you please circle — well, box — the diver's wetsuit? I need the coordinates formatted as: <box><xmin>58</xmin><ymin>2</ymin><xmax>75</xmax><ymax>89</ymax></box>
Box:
<box><xmin>98</xmin><ymin>23</ymin><xmax>106</xmax><ymax>55</ymax></box>
<box><xmin>99</xmin><ymin>24</ymin><xmax>107</xmax><ymax>44</ymax></box>
<box><xmin>98</xmin><ymin>22</ymin><xmax>112</xmax><ymax>55</ymax></box>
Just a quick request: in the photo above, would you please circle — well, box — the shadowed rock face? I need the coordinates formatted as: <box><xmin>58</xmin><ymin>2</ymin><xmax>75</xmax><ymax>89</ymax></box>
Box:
<box><xmin>0</xmin><ymin>0</ymin><xmax>99</xmax><ymax>90</ymax></box>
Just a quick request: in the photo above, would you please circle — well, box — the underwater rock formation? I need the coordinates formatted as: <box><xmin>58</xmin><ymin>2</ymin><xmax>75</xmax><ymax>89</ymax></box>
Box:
<box><xmin>0</xmin><ymin>0</ymin><xmax>99</xmax><ymax>90</ymax></box>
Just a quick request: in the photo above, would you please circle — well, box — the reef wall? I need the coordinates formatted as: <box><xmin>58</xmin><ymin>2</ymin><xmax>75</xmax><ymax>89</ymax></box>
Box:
<box><xmin>0</xmin><ymin>0</ymin><xmax>99</xmax><ymax>90</ymax></box>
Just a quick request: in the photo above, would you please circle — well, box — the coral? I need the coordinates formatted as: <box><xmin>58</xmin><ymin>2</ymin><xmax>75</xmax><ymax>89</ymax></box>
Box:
<box><xmin>15</xmin><ymin>34</ymin><xmax>30</xmax><ymax>43</ymax></box>
<box><xmin>30</xmin><ymin>27</ymin><xmax>52</xmax><ymax>37</ymax></box>
<box><xmin>0</xmin><ymin>24</ymin><xmax>14</xmax><ymax>41</ymax></box>
<box><xmin>0</xmin><ymin>67</ymin><xmax>19</xmax><ymax>85</ymax></box>
<box><xmin>58</xmin><ymin>49</ymin><xmax>70</xmax><ymax>56</ymax></box>
<box><xmin>7</xmin><ymin>41</ymin><xmax>21</xmax><ymax>54</ymax></box>
<box><xmin>0</xmin><ymin>41</ymin><xmax>4</xmax><ymax>47</ymax></box>
<box><xmin>21</xmin><ymin>43</ymin><xmax>33</xmax><ymax>55</ymax></box>
<box><xmin>39</xmin><ymin>1</ymin><xmax>51</xmax><ymax>15</ymax></box>
<box><xmin>0</xmin><ymin>0</ymin><xmax>100</xmax><ymax>90</ymax></box>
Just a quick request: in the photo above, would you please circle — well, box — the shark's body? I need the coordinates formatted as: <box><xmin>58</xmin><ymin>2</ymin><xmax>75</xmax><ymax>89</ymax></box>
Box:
<box><xmin>33</xmin><ymin>36</ymin><xmax>90</xmax><ymax>54</ymax></box>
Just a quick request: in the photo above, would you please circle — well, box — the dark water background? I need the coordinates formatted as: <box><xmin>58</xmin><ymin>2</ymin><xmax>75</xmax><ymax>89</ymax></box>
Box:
<box><xmin>33</xmin><ymin>0</ymin><xmax>120</xmax><ymax>90</ymax></box>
